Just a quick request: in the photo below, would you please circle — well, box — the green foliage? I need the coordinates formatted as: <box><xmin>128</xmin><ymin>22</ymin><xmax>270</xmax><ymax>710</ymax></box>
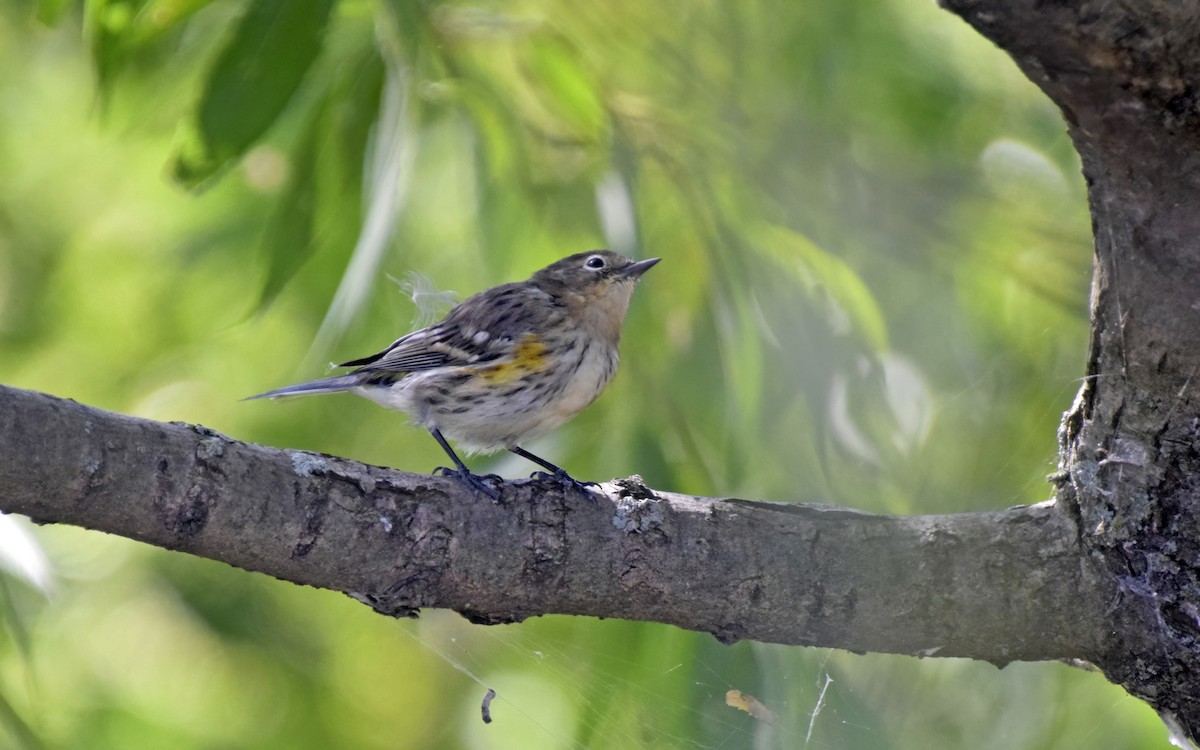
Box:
<box><xmin>170</xmin><ymin>0</ymin><xmax>336</xmax><ymax>187</ymax></box>
<box><xmin>0</xmin><ymin>0</ymin><xmax>1162</xmax><ymax>748</ymax></box>
<box><xmin>84</xmin><ymin>0</ymin><xmax>218</xmax><ymax>99</ymax></box>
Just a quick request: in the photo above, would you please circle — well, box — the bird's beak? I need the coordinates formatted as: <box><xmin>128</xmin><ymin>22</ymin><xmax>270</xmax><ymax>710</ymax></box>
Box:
<box><xmin>620</xmin><ymin>257</ymin><xmax>661</xmax><ymax>278</ymax></box>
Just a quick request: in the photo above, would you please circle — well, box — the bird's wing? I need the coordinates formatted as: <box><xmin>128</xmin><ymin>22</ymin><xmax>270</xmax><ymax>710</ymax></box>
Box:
<box><xmin>339</xmin><ymin>282</ymin><xmax>556</xmax><ymax>373</ymax></box>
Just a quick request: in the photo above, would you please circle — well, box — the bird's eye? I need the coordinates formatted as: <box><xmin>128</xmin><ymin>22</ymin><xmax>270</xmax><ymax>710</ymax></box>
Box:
<box><xmin>585</xmin><ymin>255</ymin><xmax>606</xmax><ymax>270</ymax></box>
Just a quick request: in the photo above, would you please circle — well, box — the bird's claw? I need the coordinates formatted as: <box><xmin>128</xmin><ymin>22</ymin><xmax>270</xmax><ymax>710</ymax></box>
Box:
<box><xmin>530</xmin><ymin>470</ymin><xmax>603</xmax><ymax>502</ymax></box>
<box><xmin>434</xmin><ymin>466</ymin><xmax>503</xmax><ymax>501</ymax></box>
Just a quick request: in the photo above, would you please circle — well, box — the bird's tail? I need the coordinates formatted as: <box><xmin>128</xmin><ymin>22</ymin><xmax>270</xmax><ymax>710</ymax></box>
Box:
<box><xmin>244</xmin><ymin>374</ymin><xmax>364</xmax><ymax>401</ymax></box>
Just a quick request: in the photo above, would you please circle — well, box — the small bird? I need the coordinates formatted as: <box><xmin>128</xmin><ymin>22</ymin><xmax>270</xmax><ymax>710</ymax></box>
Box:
<box><xmin>248</xmin><ymin>250</ymin><xmax>660</xmax><ymax>499</ymax></box>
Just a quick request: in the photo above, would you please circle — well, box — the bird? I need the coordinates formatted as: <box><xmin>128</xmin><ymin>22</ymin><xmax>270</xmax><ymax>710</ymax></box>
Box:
<box><xmin>248</xmin><ymin>250</ymin><xmax>660</xmax><ymax>499</ymax></box>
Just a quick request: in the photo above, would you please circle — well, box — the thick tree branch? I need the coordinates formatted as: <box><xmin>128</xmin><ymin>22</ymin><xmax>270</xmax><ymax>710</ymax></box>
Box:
<box><xmin>0</xmin><ymin>384</ymin><xmax>1108</xmax><ymax>664</ymax></box>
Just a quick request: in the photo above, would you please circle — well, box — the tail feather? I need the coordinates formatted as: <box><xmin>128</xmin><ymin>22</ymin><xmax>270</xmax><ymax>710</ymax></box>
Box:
<box><xmin>244</xmin><ymin>374</ymin><xmax>363</xmax><ymax>401</ymax></box>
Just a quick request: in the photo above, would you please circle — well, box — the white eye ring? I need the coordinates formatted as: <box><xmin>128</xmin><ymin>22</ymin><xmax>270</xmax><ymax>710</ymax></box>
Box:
<box><xmin>585</xmin><ymin>255</ymin><xmax>606</xmax><ymax>270</ymax></box>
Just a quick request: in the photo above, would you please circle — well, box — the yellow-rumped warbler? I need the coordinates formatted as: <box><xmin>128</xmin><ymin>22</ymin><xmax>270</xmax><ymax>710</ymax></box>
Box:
<box><xmin>249</xmin><ymin>250</ymin><xmax>659</xmax><ymax>499</ymax></box>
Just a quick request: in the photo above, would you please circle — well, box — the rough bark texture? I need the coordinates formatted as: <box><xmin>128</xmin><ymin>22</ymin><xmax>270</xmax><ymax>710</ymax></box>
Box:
<box><xmin>941</xmin><ymin>0</ymin><xmax>1200</xmax><ymax>739</ymax></box>
<box><xmin>0</xmin><ymin>384</ymin><xmax>1107</xmax><ymax>664</ymax></box>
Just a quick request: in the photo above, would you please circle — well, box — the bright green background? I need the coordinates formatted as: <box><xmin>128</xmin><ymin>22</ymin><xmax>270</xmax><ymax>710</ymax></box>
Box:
<box><xmin>0</xmin><ymin>1</ymin><xmax>1166</xmax><ymax>748</ymax></box>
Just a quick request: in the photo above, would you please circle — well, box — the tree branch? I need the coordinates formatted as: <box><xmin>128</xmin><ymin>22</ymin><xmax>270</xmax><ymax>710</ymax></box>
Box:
<box><xmin>0</xmin><ymin>384</ymin><xmax>1109</xmax><ymax>665</ymax></box>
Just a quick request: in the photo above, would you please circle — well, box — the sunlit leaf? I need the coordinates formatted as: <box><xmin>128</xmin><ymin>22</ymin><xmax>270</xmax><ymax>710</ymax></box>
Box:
<box><xmin>127</xmin><ymin>0</ymin><xmax>220</xmax><ymax>45</ymax></box>
<box><xmin>82</xmin><ymin>0</ymin><xmax>218</xmax><ymax>99</ymax></box>
<box><xmin>170</xmin><ymin>0</ymin><xmax>336</xmax><ymax>189</ymax></box>
<box><xmin>84</xmin><ymin>0</ymin><xmax>148</xmax><ymax>96</ymax></box>
<box><xmin>35</xmin><ymin>0</ymin><xmax>72</xmax><ymax>26</ymax></box>
<box><xmin>520</xmin><ymin>32</ymin><xmax>606</xmax><ymax>140</ymax></box>
<box><xmin>750</xmin><ymin>223</ymin><xmax>889</xmax><ymax>352</ymax></box>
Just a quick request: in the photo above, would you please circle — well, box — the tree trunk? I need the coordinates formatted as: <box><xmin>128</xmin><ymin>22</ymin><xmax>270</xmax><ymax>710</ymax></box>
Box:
<box><xmin>941</xmin><ymin>0</ymin><xmax>1200</xmax><ymax>739</ymax></box>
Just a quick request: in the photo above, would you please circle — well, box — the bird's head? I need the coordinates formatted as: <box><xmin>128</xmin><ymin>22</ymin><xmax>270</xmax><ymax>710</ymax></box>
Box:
<box><xmin>530</xmin><ymin>250</ymin><xmax>660</xmax><ymax>340</ymax></box>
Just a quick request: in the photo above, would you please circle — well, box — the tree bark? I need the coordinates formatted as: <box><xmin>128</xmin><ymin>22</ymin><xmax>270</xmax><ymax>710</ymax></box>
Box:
<box><xmin>0</xmin><ymin>383</ymin><xmax>1108</xmax><ymax>664</ymax></box>
<box><xmin>941</xmin><ymin>0</ymin><xmax>1200</xmax><ymax>740</ymax></box>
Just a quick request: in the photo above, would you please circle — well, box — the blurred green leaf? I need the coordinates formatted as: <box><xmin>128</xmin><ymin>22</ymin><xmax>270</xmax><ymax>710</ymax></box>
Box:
<box><xmin>170</xmin><ymin>0</ymin><xmax>336</xmax><ymax>189</ymax></box>
<box><xmin>0</xmin><ymin>686</ymin><xmax>44</xmax><ymax>750</ymax></box>
<box><xmin>127</xmin><ymin>0</ymin><xmax>219</xmax><ymax>45</ymax></box>
<box><xmin>84</xmin><ymin>0</ymin><xmax>147</xmax><ymax>96</ymax></box>
<box><xmin>256</xmin><ymin>121</ymin><xmax>319</xmax><ymax>309</ymax></box>
<box><xmin>751</xmin><ymin>223</ymin><xmax>890</xmax><ymax>352</ymax></box>
<box><xmin>520</xmin><ymin>32</ymin><xmax>606</xmax><ymax>140</ymax></box>
<box><xmin>35</xmin><ymin>0</ymin><xmax>71</xmax><ymax>25</ymax></box>
<box><xmin>81</xmin><ymin>0</ymin><xmax>218</xmax><ymax>101</ymax></box>
<box><xmin>0</xmin><ymin>579</ymin><xmax>43</xmax><ymax>750</ymax></box>
<box><xmin>256</xmin><ymin>42</ymin><xmax>384</xmax><ymax>309</ymax></box>
<box><xmin>457</xmin><ymin>77</ymin><xmax>524</xmax><ymax>181</ymax></box>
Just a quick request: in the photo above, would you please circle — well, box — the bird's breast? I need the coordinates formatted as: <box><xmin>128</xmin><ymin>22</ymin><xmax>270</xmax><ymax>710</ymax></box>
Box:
<box><xmin>549</xmin><ymin>334</ymin><xmax>619</xmax><ymax>419</ymax></box>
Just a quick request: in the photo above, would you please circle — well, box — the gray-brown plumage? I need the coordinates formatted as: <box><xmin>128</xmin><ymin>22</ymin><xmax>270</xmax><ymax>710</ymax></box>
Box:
<box><xmin>248</xmin><ymin>251</ymin><xmax>659</xmax><ymax>498</ymax></box>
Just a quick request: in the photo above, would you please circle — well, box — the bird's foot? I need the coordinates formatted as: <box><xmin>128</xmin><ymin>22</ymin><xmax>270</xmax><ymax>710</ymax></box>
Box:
<box><xmin>530</xmin><ymin>469</ymin><xmax>604</xmax><ymax>502</ymax></box>
<box><xmin>434</xmin><ymin>466</ymin><xmax>504</xmax><ymax>501</ymax></box>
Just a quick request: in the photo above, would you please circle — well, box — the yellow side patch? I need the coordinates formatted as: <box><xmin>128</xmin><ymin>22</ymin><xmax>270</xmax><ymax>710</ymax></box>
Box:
<box><xmin>480</xmin><ymin>334</ymin><xmax>549</xmax><ymax>384</ymax></box>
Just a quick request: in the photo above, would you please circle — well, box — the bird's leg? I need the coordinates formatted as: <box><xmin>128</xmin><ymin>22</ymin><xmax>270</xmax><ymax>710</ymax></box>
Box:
<box><xmin>429</xmin><ymin>428</ymin><xmax>502</xmax><ymax>501</ymax></box>
<box><xmin>509</xmin><ymin>446</ymin><xmax>602</xmax><ymax>501</ymax></box>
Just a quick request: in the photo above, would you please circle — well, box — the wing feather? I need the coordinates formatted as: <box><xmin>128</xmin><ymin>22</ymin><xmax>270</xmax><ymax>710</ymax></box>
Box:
<box><xmin>338</xmin><ymin>282</ymin><xmax>558</xmax><ymax>374</ymax></box>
